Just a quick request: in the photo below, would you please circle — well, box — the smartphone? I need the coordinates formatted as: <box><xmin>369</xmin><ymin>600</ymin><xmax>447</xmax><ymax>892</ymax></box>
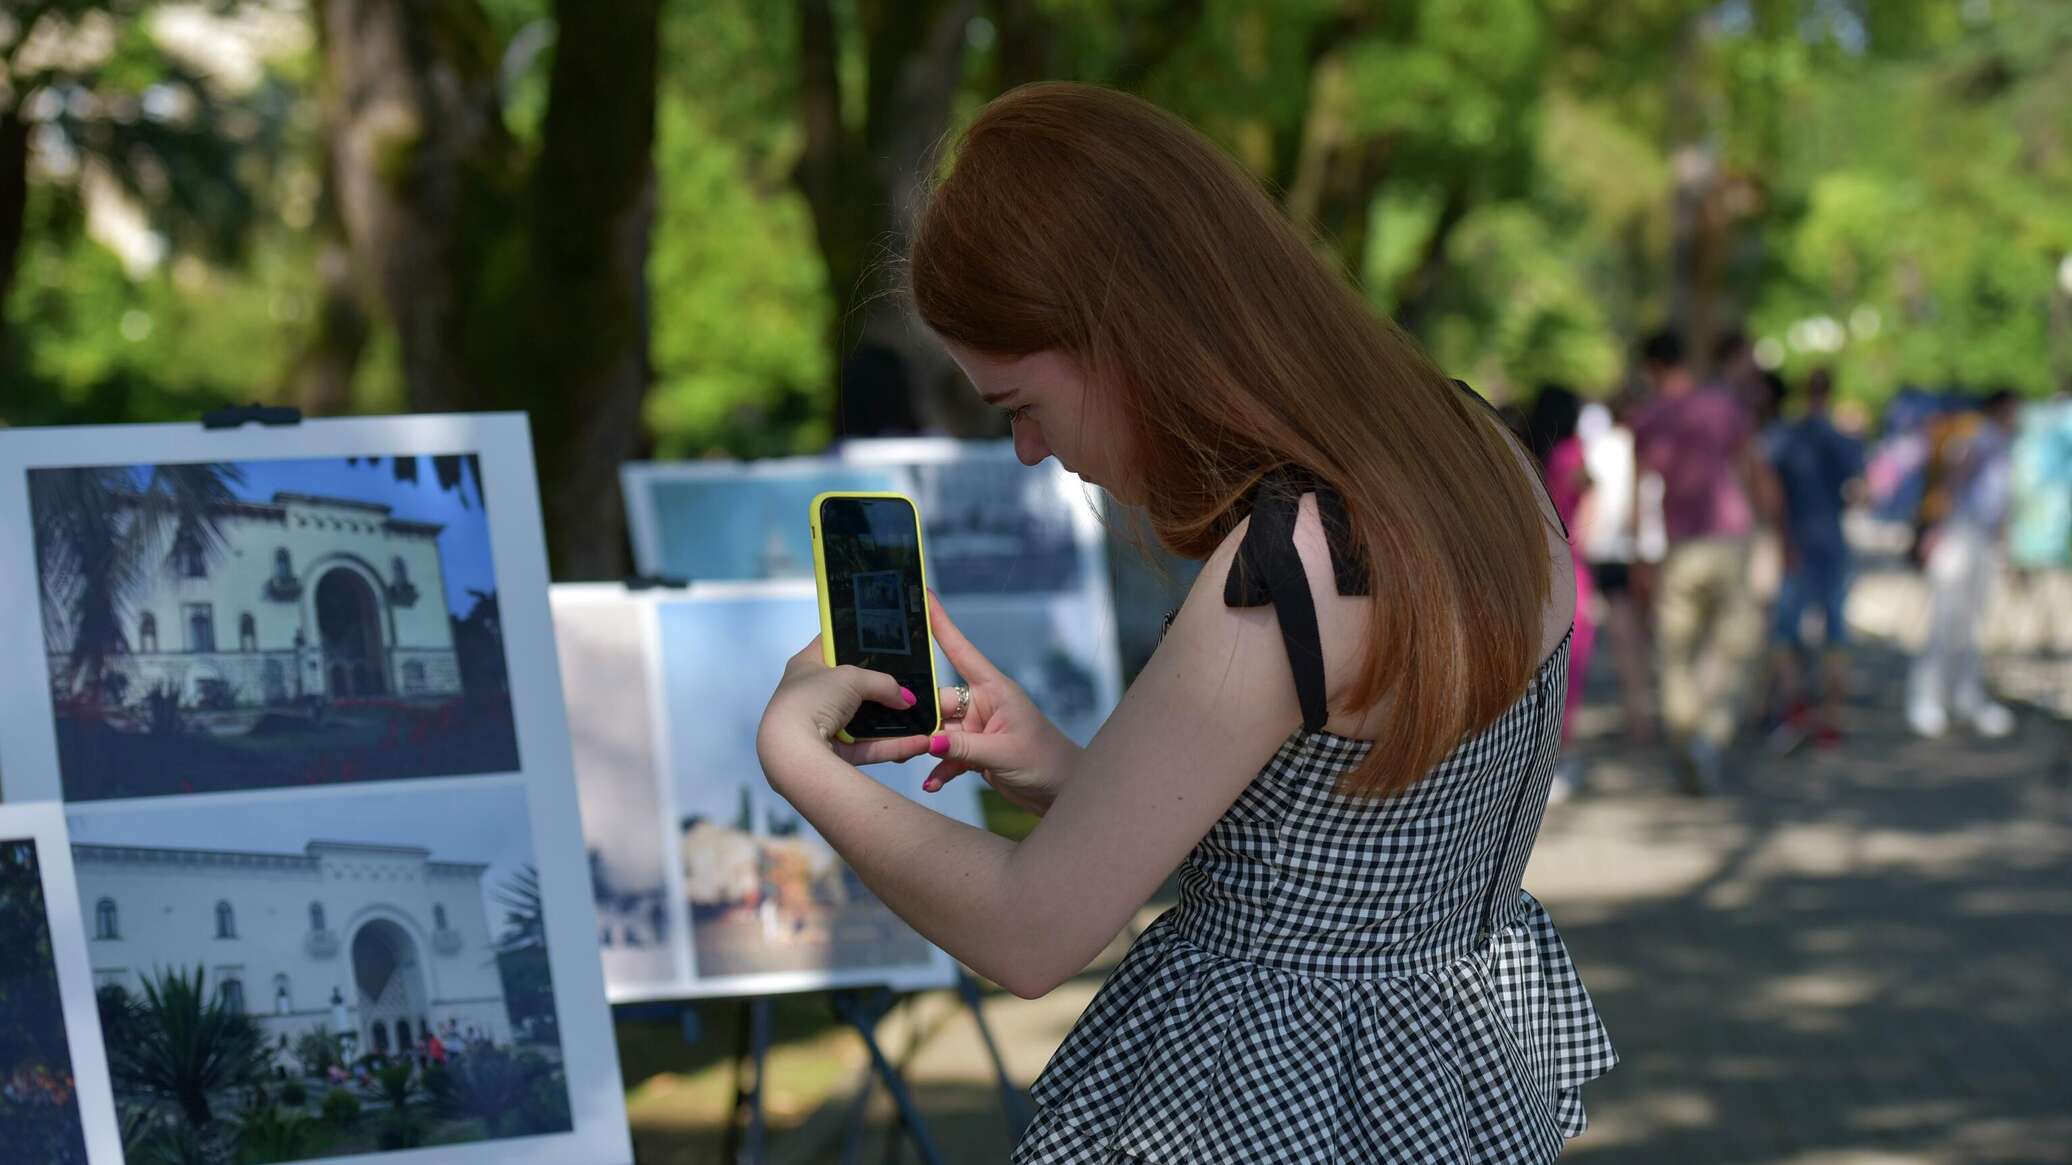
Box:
<box><xmin>809</xmin><ymin>491</ymin><xmax>942</xmax><ymax>742</ymax></box>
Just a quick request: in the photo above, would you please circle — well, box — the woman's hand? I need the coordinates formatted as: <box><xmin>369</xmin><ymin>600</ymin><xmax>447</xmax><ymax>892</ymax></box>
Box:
<box><xmin>756</xmin><ymin>641</ymin><xmax>926</xmax><ymax>786</ymax></box>
<box><xmin>920</xmin><ymin>590</ymin><xmax>1081</xmax><ymax>817</ymax></box>
<box><xmin>755</xmin><ymin>590</ymin><xmax>1082</xmax><ymax>815</ymax></box>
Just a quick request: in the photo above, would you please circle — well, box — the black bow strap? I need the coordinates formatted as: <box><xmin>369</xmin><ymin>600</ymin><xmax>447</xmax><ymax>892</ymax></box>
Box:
<box><xmin>1224</xmin><ymin>468</ymin><xmax>1371</xmax><ymax>734</ymax></box>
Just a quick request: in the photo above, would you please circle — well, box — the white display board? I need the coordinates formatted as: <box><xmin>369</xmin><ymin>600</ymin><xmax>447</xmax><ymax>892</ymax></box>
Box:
<box><xmin>622</xmin><ymin>440</ymin><xmax>1125</xmax><ymax>746</ymax></box>
<box><xmin>0</xmin><ymin>802</ymin><xmax>123</xmax><ymax>1165</ymax></box>
<box><xmin>0</xmin><ymin>416</ymin><xmax>632</xmax><ymax>1165</ymax></box>
<box><xmin>834</xmin><ymin>438</ymin><xmax>1125</xmax><ymax>745</ymax></box>
<box><xmin>553</xmin><ymin>582</ymin><xmax>988</xmax><ymax>1002</ymax></box>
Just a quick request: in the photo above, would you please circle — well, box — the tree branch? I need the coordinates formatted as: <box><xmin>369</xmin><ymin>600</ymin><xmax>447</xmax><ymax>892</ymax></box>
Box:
<box><xmin>1391</xmin><ymin>178</ymin><xmax>1471</xmax><ymax>336</ymax></box>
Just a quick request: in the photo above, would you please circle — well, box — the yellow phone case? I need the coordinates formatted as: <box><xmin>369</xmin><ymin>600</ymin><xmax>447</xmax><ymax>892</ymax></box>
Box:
<box><xmin>808</xmin><ymin>490</ymin><xmax>943</xmax><ymax>743</ymax></box>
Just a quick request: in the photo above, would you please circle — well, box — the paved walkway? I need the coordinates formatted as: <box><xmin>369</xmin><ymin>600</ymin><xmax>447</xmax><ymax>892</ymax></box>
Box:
<box><xmin>759</xmin><ymin>563</ymin><xmax>2072</xmax><ymax>1165</ymax></box>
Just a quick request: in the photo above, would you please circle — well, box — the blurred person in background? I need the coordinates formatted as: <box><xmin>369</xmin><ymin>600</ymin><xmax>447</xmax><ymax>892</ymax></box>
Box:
<box><xmin>1712</xmin><ymin>329</ymin><xmax>1768</xmax><ymax>419</ymax></box>
<box><xmin>2005</xmin><ymin>392</ymin><xmax>2072</xmax><ymax>661</ymax></box>
<box><xmin>1578</xmin><ymin>393</ymin><xmax>1663</xmax><ymax>743</ymax></box>
<box><xmin>1912</xmin><ymin>395</ymin><xmax>1985</xmax><ymax>569</ymax></box>
<box><xmin>1631</xmin><ymin>329</ymin><xmax>1775</xmax><ymax>794</ymax></box>
<box><xmin>1525</xmin><ymin>384</ymin><xmax>1593</xmax><ymax>801</ymax></box>
<box><xmin>1745</xmin><ymin>370</ymin><xmax>1794</xmax><ymax>700</ymax></box>
<box><xmin>1907</xmin><ymin>389</ymin><xmax>2023</xmax><ymax>739</ymax></box>
<box><xmin>1762</xmin><ymin>368</ymin><xmax>1865</xmax><ymax>751</ymax></box>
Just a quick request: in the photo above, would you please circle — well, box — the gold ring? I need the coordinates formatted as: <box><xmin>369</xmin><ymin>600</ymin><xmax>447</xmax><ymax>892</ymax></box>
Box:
<box><xmin>954</xmin><ymin>683</ymin><xmax>971</xmax><ymax>719</ymax></box>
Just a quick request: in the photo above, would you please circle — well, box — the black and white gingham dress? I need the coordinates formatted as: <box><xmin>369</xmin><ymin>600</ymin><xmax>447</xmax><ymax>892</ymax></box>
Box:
<box><xmin>1014</xmin><ymin>472</ymin><xmax>1619</xmax><ymax>1164</ymax></box>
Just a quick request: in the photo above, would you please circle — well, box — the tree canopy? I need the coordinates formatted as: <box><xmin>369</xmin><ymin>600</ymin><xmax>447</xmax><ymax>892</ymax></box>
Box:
<box><xmin>4</xmin><ymin>0</ymin><xmax>2067</xmax><ymax>572</ymax></box>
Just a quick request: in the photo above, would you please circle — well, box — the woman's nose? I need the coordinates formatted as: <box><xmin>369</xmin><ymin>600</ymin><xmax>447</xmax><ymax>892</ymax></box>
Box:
<box><xmin>1013</xmin><ymin>420</ymin><xmax>1051</xmax><ymax>467</ymax></box>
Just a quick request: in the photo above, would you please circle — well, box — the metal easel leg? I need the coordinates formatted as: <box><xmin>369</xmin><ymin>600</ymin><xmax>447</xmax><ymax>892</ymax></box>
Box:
<box><xmin>955</xmin><ymin>970</ymin><xmax>1032</xmax><ymax>1136</ymax></box>
<box><xmin>830</xmin><ymin>988</ymin><xmax>947</xmax><ymax>1165</ymax></box>
<box><xmin>721</xmin><ymin>997</ymin><xmax>773</xmax><ymax>1165</ymax></box>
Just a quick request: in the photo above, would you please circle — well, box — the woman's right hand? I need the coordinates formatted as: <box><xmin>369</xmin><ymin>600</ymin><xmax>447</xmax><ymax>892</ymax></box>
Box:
<box><xmin>922</xmin><ymin>589</ymin><xmax>1081</xmax><ymax>817</ymax></box>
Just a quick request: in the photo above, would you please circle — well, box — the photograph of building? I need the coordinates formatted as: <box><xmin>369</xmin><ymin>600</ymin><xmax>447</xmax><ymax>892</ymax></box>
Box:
<box><xmin>0</xmin><ymin>838</ymin><xmax>89</xmax><ymax>1165</ymax></box>
<box><xmin>69</xmin><ymin>783</ymin><xmax>570</xmax><ymax>1161</ymax></box>
<box><xmin>905</xmin><ymin>454</ymin><xmax>1088</xmax><ymax>595</ymax></box>
<box><xmin>624</xmin><ymin>462</ymin><xmax>904</xmax><ymax>583</ymax></box>
<box><xmin>31</xmin><ymin>455</ymin><xmax>520</xmax><ymax>800</ymax></box>
<box><xmin>551</xmin><ymin>587</ymin><xmax>675</xmax><ymax>993</ymax></box>
<box><xmin>945</xmin><ymin>593</ymin><xmax>1124</xmax><ymax>748</ymax></box>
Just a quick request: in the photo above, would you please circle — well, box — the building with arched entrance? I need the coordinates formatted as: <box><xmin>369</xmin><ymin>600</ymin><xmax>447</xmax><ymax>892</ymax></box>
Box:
<box><xmin>75</xmin><ymin>839</ymin><xmax>512</xmax><ymax>1063</ymax></box>
<box><xmin>48</xmin><ymin>490</ymin><xmax>464</xmax><ymax>712</ymax></box>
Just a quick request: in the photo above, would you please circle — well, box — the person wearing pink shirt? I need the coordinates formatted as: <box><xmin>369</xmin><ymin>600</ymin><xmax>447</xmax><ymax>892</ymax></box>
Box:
<box><xmin>1630</xmin><ymin>331</ymin><xmax>1777</xmax><ymax>793</ymax></box>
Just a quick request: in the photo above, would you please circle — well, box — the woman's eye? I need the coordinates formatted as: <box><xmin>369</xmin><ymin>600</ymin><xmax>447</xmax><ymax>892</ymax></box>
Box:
<box><xmin>1005</xmin><ymin>405</ymin><xmax>1033</xmax><ymax>425</ymax></box>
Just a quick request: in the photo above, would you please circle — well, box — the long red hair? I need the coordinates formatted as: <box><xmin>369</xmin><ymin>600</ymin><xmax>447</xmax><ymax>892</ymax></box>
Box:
<box><xmin>907</xmin><ymin>83</ymin><xmax>1554</xmax><ymax>796</ymax></box>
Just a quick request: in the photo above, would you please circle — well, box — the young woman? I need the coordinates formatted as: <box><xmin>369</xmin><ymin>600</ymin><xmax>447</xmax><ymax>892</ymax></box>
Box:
<box><xmin>758</xmin><ymin>83</ymin><xmax>1617</xmax><ymax>1162</ymax></box>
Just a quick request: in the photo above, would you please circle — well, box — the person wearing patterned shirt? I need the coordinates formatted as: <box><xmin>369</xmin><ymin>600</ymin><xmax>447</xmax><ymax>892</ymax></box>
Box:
<box><xmin>757</xmin><ymin>83</ymin><xmax>1617</xmax><ymax>1162</ymax></box>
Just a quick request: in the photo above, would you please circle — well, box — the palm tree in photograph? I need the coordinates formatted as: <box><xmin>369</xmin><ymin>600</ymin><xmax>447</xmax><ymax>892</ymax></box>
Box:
<box><xmin>30</xmin><ymin>462</ymin><xmax>243</xmax><ymax>705</ymax></box>
<box><xmin>104</xmin><ymin>965</ymin><xmax>270</xmax><ymax>1130</ymax></box>
<box><xmin>492</xmin><ymin>865</ymin><xmax>558</xmax><ymax>1044</ymax></box>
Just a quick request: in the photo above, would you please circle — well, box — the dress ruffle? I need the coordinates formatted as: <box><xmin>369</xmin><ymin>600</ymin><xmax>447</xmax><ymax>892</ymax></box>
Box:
<box><xmin>1013</xmin><ymin>893</ymin><xmax>1617</xmax><ymax>1164</ymax></box>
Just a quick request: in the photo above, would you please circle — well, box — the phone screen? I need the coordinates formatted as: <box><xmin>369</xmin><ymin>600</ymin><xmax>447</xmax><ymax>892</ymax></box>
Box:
<box><xmin>817</xmin><ymin>496</ymin><xmax>938</xmax><ymax>737</ymax></box>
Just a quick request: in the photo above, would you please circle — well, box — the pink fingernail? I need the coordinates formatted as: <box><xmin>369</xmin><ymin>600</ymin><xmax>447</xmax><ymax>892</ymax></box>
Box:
<box><xmin>899</xmin><ymin>686</ymin><xmax>916</xmax><ymax>707</ymax></box>
<box><xmin>923</xmin><ymin>780</ymin><xmax>938</xmax><ymax>792</ymax></box>
<box><xmin>928</xmin><ymin>734</ymin><xmax>948</xmax><ymax>758</ymax></box>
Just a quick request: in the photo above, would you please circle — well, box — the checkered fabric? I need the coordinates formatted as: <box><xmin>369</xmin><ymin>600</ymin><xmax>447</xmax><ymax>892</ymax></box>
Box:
<box><xmin>1013</xmin><ymin>629</ymin><xmax>1618</xmax><ymax>1163</ymax></box>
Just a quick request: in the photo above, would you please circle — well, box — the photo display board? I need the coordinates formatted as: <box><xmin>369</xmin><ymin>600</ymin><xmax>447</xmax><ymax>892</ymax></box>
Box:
<box><xmin>0</xmin><ymin>416</ymin><xmax>633</xmax><ymax>1165</ymax></box>
<box><xmin>835</xmin><ymin>438</ymin><xmax>1125</xmax><ymax>747</ymax></box>
<box><xmin>553</xmin><ymin>582</ymin><xmax>988</xmax><ymax>1001</ymax></box>
<box><xmin>622</xmin><ymin>440</ymin><xmax>1125</xmax><ymax>748</ymax></box>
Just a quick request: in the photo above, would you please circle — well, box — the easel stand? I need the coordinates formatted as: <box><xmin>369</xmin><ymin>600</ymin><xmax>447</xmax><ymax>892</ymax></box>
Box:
<box><xmin>714</xmin><ymin>971</ymin><xmax>1028</xmax><ymax>1165</ymax></box>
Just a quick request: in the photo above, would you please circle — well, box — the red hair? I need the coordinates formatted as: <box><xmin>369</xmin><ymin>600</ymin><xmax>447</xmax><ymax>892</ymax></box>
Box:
<box><xmin>908</xmin><ymin>83</ymin><xmax>1553</xmax><ymax>795</ymax></box>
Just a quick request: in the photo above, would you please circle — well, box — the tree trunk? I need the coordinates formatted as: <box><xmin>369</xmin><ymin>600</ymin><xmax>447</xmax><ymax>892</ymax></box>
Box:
<box><xmin>312</xmin><ymin>0</ymin><xmax>658</xmax><ymax>575</ymax></box>
<box><xmin>288</xmin><ymin>239</ymin><xmax>371</xmax><ymax>416</ymax></box>
<box><xmin>504</xmin><ymin>0</ymin><xmax>662</xmax><ymax>579</ymax></box>
<box><xmin>1665</xmin><ymin>14</ymin><xmax>1718</xmax><ymax>365</ymax></box>
<box><xmin>1391</xmin><ymin>180</ymin><xmax>1471</xmax><ymax>337</ymax></box>
<box><xmin>314</xmin><ymin>0</ymin><xmax>510</xmax><ymax>415</ymax></box>
<box><xmin>0</xmin><ymin>106</ymin><xmax>29</xmax><ymax>360</ymax></box>
<box><xmin>797</xmin><ymin>0</ymin><xmax>993</xmax><ymax>441</ymax></box>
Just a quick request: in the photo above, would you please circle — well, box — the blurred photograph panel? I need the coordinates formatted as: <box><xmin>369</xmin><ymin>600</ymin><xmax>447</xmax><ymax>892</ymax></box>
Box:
<box><xmin>548</xmin><ymin>585</ymin><xmax>678</xmax><ymax>997</ymax></box>
<box><xmin>838</xmin><ymin>438</ymin><xmax>1093</xmax><ymax>595</ymax></box>
<box><xmin>655</xmin><ymin>583</ymin><xmax>982</xmax><ymax>997</ymax></box>
<box><xmin>620</xmin><ymin>459</ymin><xmax>908</xmax><ymax>584</ymax></box>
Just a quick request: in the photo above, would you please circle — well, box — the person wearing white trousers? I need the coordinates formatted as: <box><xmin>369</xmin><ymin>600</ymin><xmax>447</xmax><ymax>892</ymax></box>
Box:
<box><xmin>1907</xmin><ymin>391</ymin><xmax>2021</xmax><ymax>739</ymax></box>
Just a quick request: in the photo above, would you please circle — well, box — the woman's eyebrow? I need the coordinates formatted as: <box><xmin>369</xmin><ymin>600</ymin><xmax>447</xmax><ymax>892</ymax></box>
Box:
<box><xmin>979</xmin><ymin>387</ymin><xmax>1015</xmax><ymax>406</ymax></box>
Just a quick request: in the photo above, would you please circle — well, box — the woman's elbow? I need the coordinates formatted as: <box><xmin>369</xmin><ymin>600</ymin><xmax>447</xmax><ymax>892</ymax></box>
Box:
<box><xmin>982</xmin><ymin>939</ymin><xmax>1096</xmax><ymax>1000</ymax></box>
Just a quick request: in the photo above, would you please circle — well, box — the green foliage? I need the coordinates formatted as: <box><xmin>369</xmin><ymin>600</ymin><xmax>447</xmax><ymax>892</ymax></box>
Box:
<box><xmin>430</xmin><ymin>1044</ymin><xmax>571</xmax><ymax>1138</ymax></box>
<box><xmin>373</xmin><ymin>1060</ymin><xmax>414</xmax><ymax>1110</ymax></box>
<box><xmin>291</xmin><ymin>1027</ymin><xmax>343</xmax><ymax>1079</ymax></box>
<box><xmin>515</xmin><ymin>1062</ymin><xmax>574</xmax><ymax>1135</ymax></box>
<box><xmin>645</xmin><ymin>100</ymin><xmax>831</xmax><ymax>458</ymax></box>
<box><xmin>103</xmin><ymin>965</ymin><xmax>270</xmax><ymax>1130</ymax></box>
<box><xmin>278</xmin><ymin>1081</ymin><xmax>307</xmax><ymax>1109</ymax></box>
<box><xmin>122</xmin><ymin>1116</ymin><xmax>212</xmax><ymax>1165</ymax></box>
<box><xmin>6</xmin><ymin>0</ymin><xmax>2068</xmax><ymax>463</ymax></box>
<box><xmin>233</xmin><ymin>1100</ymin><xmax>319</xmax><ymax>1164</ymax></box>
<box><xmin>375</xmin><ymin>1112</ymin><xmax>425</xmax><ymax>1150</ymax></box>
<box><xmin>319</xmin><ymin>1088</ymin><xmax>360</xmax><ymax>1128</ymax></box>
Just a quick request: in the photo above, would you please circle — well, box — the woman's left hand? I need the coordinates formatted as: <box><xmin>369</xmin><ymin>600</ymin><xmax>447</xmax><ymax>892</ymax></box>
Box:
<box><xmin>756</xmin><ymin>639</ymin><xmax>934</xmax><ymax>782</ymax></box>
